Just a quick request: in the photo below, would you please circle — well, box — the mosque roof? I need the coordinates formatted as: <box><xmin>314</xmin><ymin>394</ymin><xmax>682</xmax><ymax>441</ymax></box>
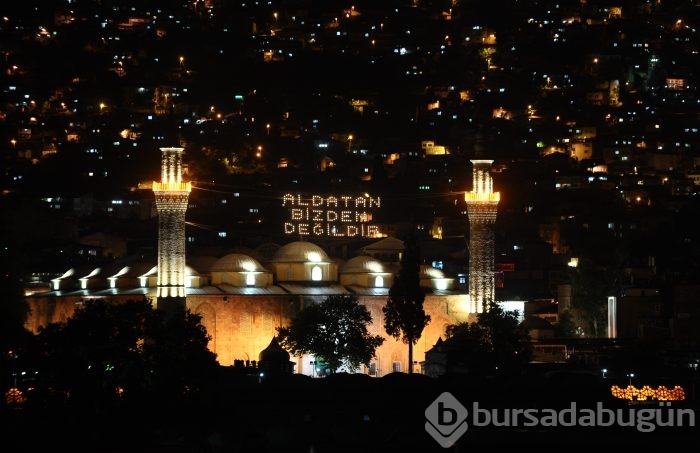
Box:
<box><xmin>210</xmin><ymin>253</ymin><xmax>270</xmax><ymax>273</ymax></box>
<box><xmin>420</xmin><ymin>265</ymin><xmax>446</xmax><ymax>279</ymax></box>
<box><xmin>340</xmin><ymin>255</ymin><xmax>390</xmax><ymax>274</ymax></box>
<box><xmin>277</xmin><ymin>283</ymin><xmax>350</xmax><ymax>296</ymax></box>
<box><xmin>360</xmin><ymin>237</ymin><xmax>404</xmax><ymax>253</ymax></box>
<box><xmin>269</xmin><ymin>241</ymin><xmax>333</xmax><ymax>263</ymax></box>
<box><xmin>187</xmin><ymin>255</ymin><xmax>219</xmax><ymax>274</ymax></box>
<box><xmin>345</xmin><ymin>286</ymin><xmax>390</xmax><ymax>296</ymax></box>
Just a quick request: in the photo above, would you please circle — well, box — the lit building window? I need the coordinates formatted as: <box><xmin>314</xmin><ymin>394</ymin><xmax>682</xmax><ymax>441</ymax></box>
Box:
<box><xmin>311</xmin><ymin>265</ymin><xmax>322</xmax><ymax>281</ymax></box>
<box><xmin>374</xmin><ymin>276</ymin><xmax>384</xmax><ymax>288</ymax></box>
<box><xmin>368</xmin><ymin>362</ymin><xmax>377</xmax><ymax>376</ymax></box>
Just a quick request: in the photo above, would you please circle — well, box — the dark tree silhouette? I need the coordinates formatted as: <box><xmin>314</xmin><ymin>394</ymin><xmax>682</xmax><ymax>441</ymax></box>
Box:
<box><xmin>0</xmin><ymin>197</ymin><xmax>33</xmax><ymax>356</ymax></box>
<box><xmin>0</xmin><ymin>241</ymin><xmax>32</xmax><ymax>357</ymax></box>
<box><xmin>555</xmin><ymin>309</ymin><xmax>577</xmax><ymax>338</ymax></box>
<box><xmin>569</xmin><ymin>260</ymin><xmax>623</xmax><ymax>337</ymax></box>
<box><xmin>34</xmin><ymin>298</ymin><xmax>218</xmax><ymax>412</ymax></box>
<box><xmin>277</xmin><ymin>294</ymin><xmax>384</xmax><ymax>374</ymax></box>
<box><xmin>444</xmin><ymin>300</ymin><xmax>532</xmax><ymax>376</ymax></box>
<box><xmin>383</xmin><ymin>231</ymin><xmax>431</xmax><ymax>373</ymax></box>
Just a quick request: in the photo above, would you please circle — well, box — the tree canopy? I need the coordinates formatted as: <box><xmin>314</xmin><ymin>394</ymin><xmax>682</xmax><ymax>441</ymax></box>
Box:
<box><xmin>555</xmin><ymin>309</ymin><xmax>577</xmax><ymax>338</ymax></box>
<box><xmin>32</xmin><ymin>298</ymin><xmax>219</xmax><ymax>410</ymax></box>
<box><xmin>277</xmin><ymin>294</ymin><xmax>385</xmax><ymax>374</ymax></box>
<box><xmin>383</xmin><ymin>230</ymin><xmax>430</xmax><ymax>372</ymax></box>
<box><xmin>2</xmin><ymin>298</ymin><xmax>220</xmax><ymax>450</ymax></box>
<box><xmin>443</xmin><ymin>301</ymin><xmax>532</xmax><ymax>376</ymax></box>
<box><xmin>569</xmin><ymin>261</ymin><xmax>623</xmax><ymax>337</ymax></box>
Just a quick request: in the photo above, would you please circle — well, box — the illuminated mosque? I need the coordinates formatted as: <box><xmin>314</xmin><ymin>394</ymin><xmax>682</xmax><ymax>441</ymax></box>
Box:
<box><xmin>24</xmin><ymin>146</ymin><xmax>513</xmax><ymax>376</ymax></box>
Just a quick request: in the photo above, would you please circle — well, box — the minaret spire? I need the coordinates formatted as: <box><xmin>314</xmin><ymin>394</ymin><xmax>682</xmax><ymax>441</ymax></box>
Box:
<box><xmin>465</xmin><ymin>159</ymin><xmax>500</xmax><ymax>315</ymax></box>
<box><xmin>153</xmin><ymin>146</ymin><xmax>191</xmax><ymax>311</ymax></box>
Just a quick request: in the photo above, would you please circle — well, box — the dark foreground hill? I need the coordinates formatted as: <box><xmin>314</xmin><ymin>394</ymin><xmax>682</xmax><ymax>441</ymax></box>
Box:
<box><xmin>3</xmin><ymin>370</ymin><xmax>698</xmax><ymax>452</ymax></box>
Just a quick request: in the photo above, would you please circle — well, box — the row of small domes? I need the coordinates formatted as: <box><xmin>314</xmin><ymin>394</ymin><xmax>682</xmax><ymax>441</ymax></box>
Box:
<box><xmin>206</xmin><ymin>241</ymin><xmax>446</xmax><ymax>278</ymax></box>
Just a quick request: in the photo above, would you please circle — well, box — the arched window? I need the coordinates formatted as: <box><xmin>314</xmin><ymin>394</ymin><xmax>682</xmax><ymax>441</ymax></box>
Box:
<box><xmin>374</xmin><ymin>275</ymin><xmax>384</xmax><ymax>288</ymax></box>
<box><xmin>311</xmin><ymin>265</ymin><xmax>322</xmax><ymax>281</ymax></box>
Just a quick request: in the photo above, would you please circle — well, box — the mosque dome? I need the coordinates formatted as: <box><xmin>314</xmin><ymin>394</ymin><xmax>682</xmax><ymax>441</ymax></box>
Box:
<box><xmin>210</xmin><ymin>253</ymin><xmax>268</xmax><ymax>273</ymax></box>
<box><xmin>420</xmin><ymin>265</ymin><xmax>445</xmax><ymax>279</ymax></box>
<box><xmin>184</xmin><ymin>265</ymin><xmax>200</xmax><ymax>276</ymax></box>
<box><xmin>418</xmin><ymin>265</ymin><xmax>455</xmax><ymax>291</ymax></box>
<box><xmin>187</xmin><ymin>255</ymin><xmax>219</xmax><ymax>274</ymax></box>
<box><xmin>340</xmin><ymin>255</ymin><xmax>388</xmax><ymax>274</ymax></box>
<box><xmin>269</xmin><ymin>241</ymin><xmax>332</xmax><ymax>263</ymax></box>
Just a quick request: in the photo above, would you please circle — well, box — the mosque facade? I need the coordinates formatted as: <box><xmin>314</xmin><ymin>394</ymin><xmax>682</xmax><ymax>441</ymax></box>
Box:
<box><xmin>24</xmin><ymin>240</ymin><xmax>472</xmax><ymax>376</ymax></box>
<box><xmin>23</xmin><ymin>148</ymin><xmax>502</xmax><ymax>377</ymax></box>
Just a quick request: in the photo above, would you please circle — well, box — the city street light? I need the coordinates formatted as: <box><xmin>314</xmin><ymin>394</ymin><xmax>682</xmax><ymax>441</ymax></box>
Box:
<box><xmin>627</xmin><ymin>372</ymin><xmax>635</xmax><ymax>385</ymax></box>
<box><xmin>348</xmin><ymin>134</ymin><xmax>353</xmax><ymax>153</ymax></box>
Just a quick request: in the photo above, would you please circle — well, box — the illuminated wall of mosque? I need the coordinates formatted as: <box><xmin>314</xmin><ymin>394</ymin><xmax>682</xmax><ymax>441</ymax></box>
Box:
<box><xmin>25</xmin><ymin>293</ymin><xmax>469</xmax><ymax>376</ymax></box>
<box><xmin>188</xmin><ymin>293</ymin><xmax>467</xmax><ymax>373</ymax></box>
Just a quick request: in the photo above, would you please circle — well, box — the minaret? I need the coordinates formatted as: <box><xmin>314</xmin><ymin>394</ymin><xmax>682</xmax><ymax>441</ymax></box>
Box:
<box><xmin>153</xmin><ymin>146</ymin><xmax>191</xmax><ymax>311</ymax></box>
<box><xmin>465</xmin><ymin>159</ymin><xmax>500</xmax><ymax>314</ymax></box>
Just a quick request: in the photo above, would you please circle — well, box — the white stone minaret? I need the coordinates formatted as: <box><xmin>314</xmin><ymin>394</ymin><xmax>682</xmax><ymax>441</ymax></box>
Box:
<box><xmin>153</xmin><ymin>147</ymin><xmax>191</xmax><ymax>310</ymax></box>
<box><xmin>465</xmin><ymin>159</ymin><xmax>499</xmax><ymax>314</ymax></box>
